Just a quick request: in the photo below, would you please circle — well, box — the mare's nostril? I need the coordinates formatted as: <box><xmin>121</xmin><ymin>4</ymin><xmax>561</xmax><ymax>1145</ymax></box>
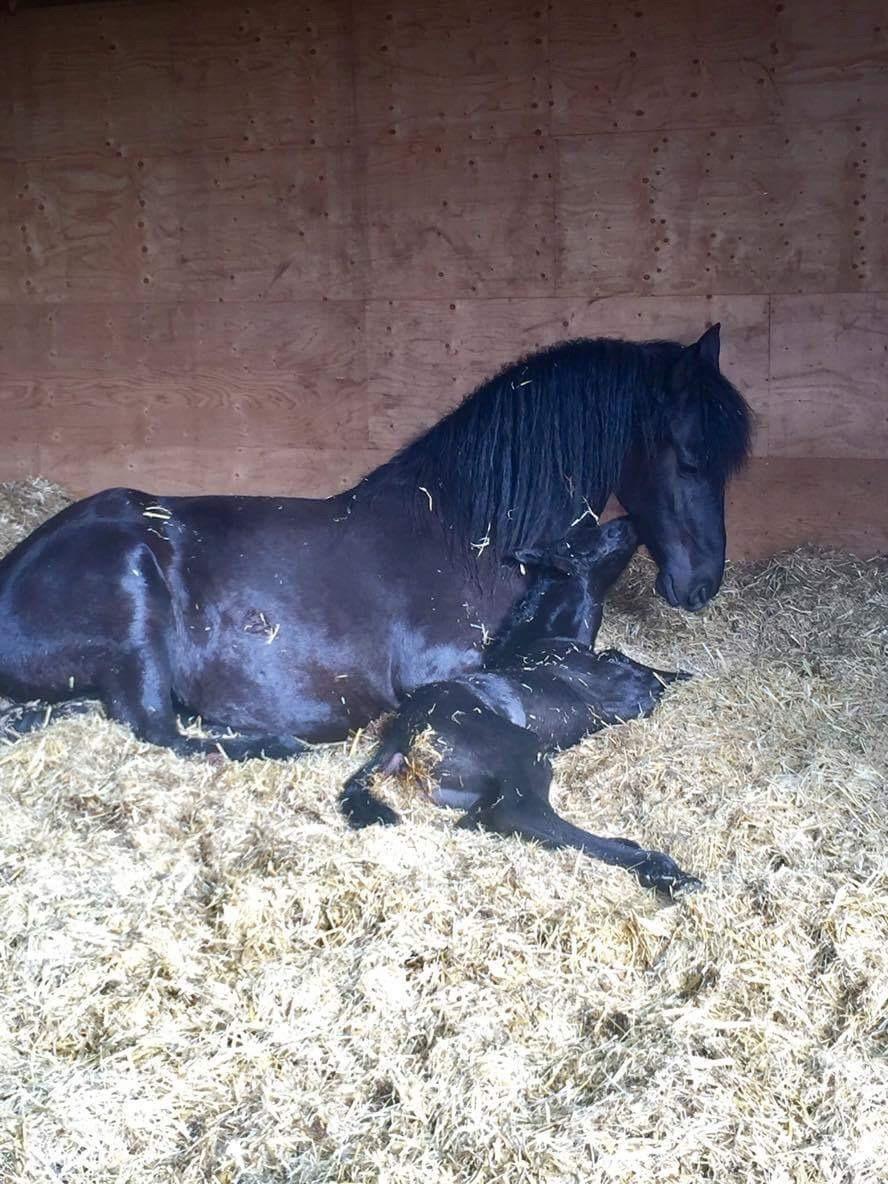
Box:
<box><xmin>688</xmin><ymin>581</ymin><xmax>711</xmax><ymax>610</ymax></box>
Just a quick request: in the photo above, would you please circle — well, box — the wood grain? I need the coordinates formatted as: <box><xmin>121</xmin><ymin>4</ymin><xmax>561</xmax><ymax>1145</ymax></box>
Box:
<box><xmin>769</xmin><ymin>294</ymin><xmax>888</xmax><ymax>458</ymax></box>
<box><xmin>5</xmin><ymin>1</ymin><xmax>354</xmax><ymax>160</ymax></box>
<box><xmin>1</xmin><ymin>300</ymin><xmax>364</xmax><ymax>379</ymax></box>
<box><xmin>0</xmin><ymin>441</ymin><xmax>386</xmax><ymax>500</ymax></box>
<box><xmin>137</xmin><ymin>146</ymin><xmax>365</xmax><ymax>301</ymax></box>
<box><xmin>551</xmin><ymin>0</ymin><xmax>780</xmax><ymax>135</ymax></box>
<box><xmin>3</xmin><ymin>147</ymin><xmax>366</xmax><ymax>303</ymax></box>
<box><xmin>0</xmin><ymin>373</ymin><xmax>367</xmax><ymax>454</ymax></box>
<box><xmin>0</xmin><ymin>300</ymin><xmax>368</xmax><ymax>452</ymax></box>
<box><xmin>364</xmin><ymin>138</ymin><xmax>556</xmax><ymax>298</ymax></box>
<box><xmin>0</xmin><ymin>0</ymin><xmax>886</xmax><ymax>560</ymax></box>
<box><xmin>556</xmin><ymin>122</ymin><xmax>884</xmax><ymax>297</ymax></box>
<box><xmin>353</xmin><ymin>0</ymin><xmax>548</xmax><ymax>143</ymax></box>
<box><xmin>365</xmin><ymin>295</ymin><xmax>770</xmax><ymax>453</ymax></box>
<box><xmin>725</xmin><ymin>458</ymin><xmax>888</xmax><ymax>558</ymax></box>
<box><xmin>774</xmin><ymin>0</ymin><xmax>888</xmax><ymax>126</ymax></box>
<box><xmin>6</xmin><ymin>154</ymin><xmax>142</xmax><ymax>302</ymax></box>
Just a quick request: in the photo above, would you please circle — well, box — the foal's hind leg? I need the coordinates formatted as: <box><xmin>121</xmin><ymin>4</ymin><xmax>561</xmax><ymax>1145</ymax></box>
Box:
<box><xmin>457</xmin><ymin>772</ymin><xmax>702</xmax><ymax>896</ymax></box>
<box><xmin>340</xmin><ymin>723</ymin><xmax>408</xmax><ymax>828</ymax></box>
<box><xmin>99</xmin><ymin>546</ymin><xmax>304</xmax><ymax>762</ymax></box>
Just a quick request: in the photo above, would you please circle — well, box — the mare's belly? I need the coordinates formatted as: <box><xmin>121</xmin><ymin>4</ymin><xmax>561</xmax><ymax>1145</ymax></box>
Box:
<box><xmin>172</xmin><ymin>639</ymin><xmax>397</xmax><ymax>742</ymax></box>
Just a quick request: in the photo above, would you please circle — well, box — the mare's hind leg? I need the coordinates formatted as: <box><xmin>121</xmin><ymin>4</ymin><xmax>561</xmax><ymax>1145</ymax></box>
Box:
<box><xmin>98</xmin><ymin>545</ymin><xmax>304</xmax><ymax>762</ymax></box>
<box><xmin>457</xmin><ymin>772</ymin><xmax>702</xmax><ymax>897</ymax></box>
<box><xmin>104</xmin><ymin>655</ymin><xmax>304</xmax><ymax>761</ymax></box>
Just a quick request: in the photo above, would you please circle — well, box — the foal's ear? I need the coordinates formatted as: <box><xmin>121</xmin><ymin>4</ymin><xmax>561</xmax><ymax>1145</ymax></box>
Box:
<box><xmin>509</xmin><ymin>545</ymin><xmax>573</xmax><ymax>575</ymax></box>
<box><xmin>509</xmin><ymin>545</ymin><xmax>545</xmax><ymax>569</ymax></box>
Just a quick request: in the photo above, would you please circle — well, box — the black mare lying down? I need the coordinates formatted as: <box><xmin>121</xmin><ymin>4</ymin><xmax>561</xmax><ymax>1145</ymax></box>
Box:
<box><xmin>0</xmin><ymin>326</ymin><xmax>750</xmax><ymax>759</ymax></box>
<box><xmin>341</xmin><ymin>517</ymin><xmax>701</xmax><ymax>895</ymax></box>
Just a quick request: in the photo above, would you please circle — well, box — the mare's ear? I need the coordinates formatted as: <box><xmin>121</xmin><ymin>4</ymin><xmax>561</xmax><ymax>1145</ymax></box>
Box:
<box><xmin>670</xmin><ymin>322</ymin><xmax>721</xmax><ymax>399</ymax></box>
<box><xmin>683</xmin><ymin>323</ymin><xmax>721</xmax><ymax>369</ymax></box>
<box><xmin>694</xmin><ymin>322</ymin><xmax>721</xmax><ymax>368</ymax></box>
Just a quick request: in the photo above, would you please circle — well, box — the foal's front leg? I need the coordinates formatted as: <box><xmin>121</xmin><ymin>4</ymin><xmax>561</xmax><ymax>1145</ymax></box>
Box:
<box><xmin>457</xmin><ymin>772</ymin><xmax>702</xmax><ymax>896</ymax></box>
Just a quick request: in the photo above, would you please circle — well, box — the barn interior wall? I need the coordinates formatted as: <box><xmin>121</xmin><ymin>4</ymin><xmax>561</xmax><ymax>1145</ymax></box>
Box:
<box><xmin>1</xmin><ymin>0</ymin><xmax>886</xmax><ymax>557</ymax></box>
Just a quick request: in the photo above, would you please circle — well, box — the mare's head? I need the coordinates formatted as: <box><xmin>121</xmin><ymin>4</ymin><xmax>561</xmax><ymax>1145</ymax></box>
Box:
<box><xmin>510</xmin><ymin>516</ymin><xmax>638</xmax><ymax>647</ymax></box>
<box><xmin>617</xmin><ymin>324</ymin><xmax>752</xmax><ymax>611</ymax></box>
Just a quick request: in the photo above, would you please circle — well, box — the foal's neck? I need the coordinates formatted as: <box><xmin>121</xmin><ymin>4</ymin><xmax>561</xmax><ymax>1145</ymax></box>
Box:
<box><xmin>486</xmin><ymin>574</ymin><xmax>596</xmax><ymax>666</ymax></box>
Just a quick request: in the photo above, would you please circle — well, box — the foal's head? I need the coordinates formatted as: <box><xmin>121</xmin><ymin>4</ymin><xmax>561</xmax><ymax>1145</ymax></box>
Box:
<box><xmin>503</xmin><ymin>515</ymin><xmax>638</xmax><ymax>651</ymax></box>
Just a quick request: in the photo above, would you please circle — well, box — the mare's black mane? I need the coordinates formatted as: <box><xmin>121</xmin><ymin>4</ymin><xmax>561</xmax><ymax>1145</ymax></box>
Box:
<box><xmin>364</xmin><ymin>337</ymin><xmax>751</xmax><ymax>559</ymax></box>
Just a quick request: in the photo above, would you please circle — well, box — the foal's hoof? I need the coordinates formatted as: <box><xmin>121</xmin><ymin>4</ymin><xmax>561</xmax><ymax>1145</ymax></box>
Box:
<box><xmin>341</xmin><ymin>790</ymin><xmax>401</xmax><ymax>829</ymax></box>
<box><xmin>632</xmin><ymin>850</ymin><xmax>704</xmax><ymax>898</ymax></box>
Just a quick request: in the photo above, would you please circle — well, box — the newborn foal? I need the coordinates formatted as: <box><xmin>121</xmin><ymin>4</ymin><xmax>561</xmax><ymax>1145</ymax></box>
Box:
<box><xmin>341</xmin><ymin>517</ymin><xmax>701</xmax><ymax>895</ymax></box>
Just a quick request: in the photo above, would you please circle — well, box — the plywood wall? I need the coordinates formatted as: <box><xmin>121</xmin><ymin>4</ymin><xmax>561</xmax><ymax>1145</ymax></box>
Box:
<box><xmin>1</xmin><ymin>0</ymin><xmax>886</xmax><ymax>557</ymax></box>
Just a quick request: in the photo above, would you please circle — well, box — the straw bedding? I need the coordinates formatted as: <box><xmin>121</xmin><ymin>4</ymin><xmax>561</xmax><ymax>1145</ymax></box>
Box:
<box><xmin>0</xmin><ymin>478</ymin><xmax>886</xmax><ymax>1184</ymax></box>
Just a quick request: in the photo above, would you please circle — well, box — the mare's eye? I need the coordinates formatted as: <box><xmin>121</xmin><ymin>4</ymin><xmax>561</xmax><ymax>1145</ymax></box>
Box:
<box><xmin>677</xmin><ymin>459</ymin><xmax>700</xmax><ymax>478</ymax></box>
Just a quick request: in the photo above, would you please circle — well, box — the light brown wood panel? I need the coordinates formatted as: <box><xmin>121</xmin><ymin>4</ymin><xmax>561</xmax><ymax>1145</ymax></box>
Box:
<box><xmin>2</xmin><ymin>302</ymin><xmax>196</xmax><ymax>374</ymax></box>
<box><xmin>551</xmin><ymin>0</ymin><xmax>779</xmax><ymax>135</ymax></box>
<box><xmin>5</xmin><ymin>1</ymin><xmax>354</xmax><ymax>160</ymax></box>
<box><xmin>0</xmin><ymin>442</ymin><xmax>386</xmax><ymax>500</ymax></box>
<box><xmin>0</xmin><ymin>163</ymin><xmax>15</xmax><ymax>283</ymax></box>
<box><xmin>0</xmin><ymin>0</ymin><xmax>886</xmax><ymax>561</ymax></box>
<box><xmin>1</xmin><ymin>299</ymin><xmax>364</xmax><ymax>380</ymax></box>
<box><xmin>140</xmin><ymin>145</ymin><xmax>366</xmax><ymax>301</ymax></box>
<box><xmin>366</xmin><ymin>295</ymin><xmax>770</xmax><ymax>453</ymax></box>
<box><xmin>353</xmin><ymin>0</ymin><xmax>548</xmax><ymax>143</ymax></box>
<box><xmin>1</xmin><ymin>373</ymin><xmax>367</xmax><ymax>456</ymax></box>
<box><xmin>725</xmin><ymin>458</ymin><xmax>888</xmax><ymax>558</ymax></box>
<box><xmin>774</xmin><ymin>0</ymin><xmax>888</xmax><ymax>125</ymax></box>
<box><xmin>5</xmin><ymin>154</ymin><xmax>142</xmax><ymax>302</ymax></box>
<box><xmin>170</xmin><ymin>1</ymin><xmax>355</xmax><ymax>154</ymax></box>
<box><xmin>189</xmin><ymin>300</ymin><xmax>365</xmax><ymax>375</ymax></box>
<box><xmin>2</xmin><ymin>146</ymin><xmax>366</xmax><ymax>303</ymax></box>
<box><xmin>364</xmin><ymin>138</ymin><xmax>556</xmax><ymax>298</ymax></box>
<box><xmin>6</xmin><ymin>2</ymin><xmax>175</xmax><ymax>161</ymax></box>
<box><xmin>769</xmin><ymin>294</ymin><xmax>888</xmax><ymax>458</ymax></box>
<box><xmin>556</xmin><ymin>122</ymin><xmax>883</xmax><ymax>296</ymax></box>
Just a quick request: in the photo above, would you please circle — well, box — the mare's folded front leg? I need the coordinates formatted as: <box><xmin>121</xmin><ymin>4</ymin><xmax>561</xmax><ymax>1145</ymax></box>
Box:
<box><xmin>456</xmin><ymin>776</ymin><xmax>702</xmax><ymax>897</ymax></box>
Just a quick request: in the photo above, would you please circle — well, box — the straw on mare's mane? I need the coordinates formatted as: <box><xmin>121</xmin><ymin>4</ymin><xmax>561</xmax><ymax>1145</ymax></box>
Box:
<box><xmin>364</xmin><ymin>337</ymin><xmax>752</xmax><ymax>560</ymax></box>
